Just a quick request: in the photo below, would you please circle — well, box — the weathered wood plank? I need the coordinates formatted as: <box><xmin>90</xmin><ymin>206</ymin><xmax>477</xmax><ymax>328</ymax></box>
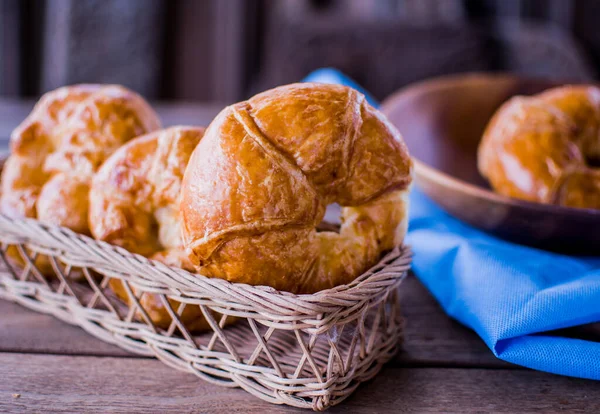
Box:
<box><xmin>396</xmin><ymin>274</ymin><xmax>511</xmax><ymax>368</ymax></box>
<box><xmin>346</xmin><ymin>365</ymin><xmax>600</xmax><ymax>413</ymax></box>
<box><xmin>1</xmin><ymin>352</ymin><xmax>598</xmax><ymax>413</ymax></box>
<box><xmin>0</xmin><ymin>299</ymin><xmax>129</xmax><ymax>357</ymax></box>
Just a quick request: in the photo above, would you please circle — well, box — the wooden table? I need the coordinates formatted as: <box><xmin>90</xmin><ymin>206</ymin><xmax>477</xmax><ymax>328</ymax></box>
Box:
<box><xmin>0</xmin><ymin>99</ymin><xmax>599</xmax><ymax>413</ymax></box>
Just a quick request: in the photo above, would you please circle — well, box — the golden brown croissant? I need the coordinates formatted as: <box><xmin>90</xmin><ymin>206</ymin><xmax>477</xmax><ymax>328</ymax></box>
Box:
<box><xmin>478</xmin><ymin>85</ymin><xmax>600</xmax><ymax>209</ymax></box>
<box><xmin>0</xmin><ymin>84</ymin><xmax>161</xmax><ymax>232</ymax></box>
<box><xmin>0</xmin><ymin>84</ymin><xmax>160</xmax><ymax>273</ymax></box>
<box><xmin>89</xmin><ymin>126</ymin><xmax>207</xmax><ymax>330</ymax></box>
<box><xmin>181</xmin><ymin>83</ymin><xmax>413</xmax><ymax>294</ymax></box>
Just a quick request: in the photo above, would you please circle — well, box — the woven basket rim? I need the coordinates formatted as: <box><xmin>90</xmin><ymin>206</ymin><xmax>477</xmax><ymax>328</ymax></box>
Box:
<box><xmin>0</xmin><ymin>213</ymin><xmax>411</xmax><ymax>309</ymax></box>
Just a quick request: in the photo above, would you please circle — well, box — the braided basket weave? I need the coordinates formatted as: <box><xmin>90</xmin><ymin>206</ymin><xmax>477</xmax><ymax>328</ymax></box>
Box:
<box><xmin>0</xmin><ymin>209</ymin><xmax>411</xmax><ymax>410</ymax></box>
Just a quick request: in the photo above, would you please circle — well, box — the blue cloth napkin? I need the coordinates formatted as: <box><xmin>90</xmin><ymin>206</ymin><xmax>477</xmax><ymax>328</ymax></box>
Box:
<box><xmin>303</xmin><ymin>68</ymin><xmax>600</xmax><ymax>380</ymax></box>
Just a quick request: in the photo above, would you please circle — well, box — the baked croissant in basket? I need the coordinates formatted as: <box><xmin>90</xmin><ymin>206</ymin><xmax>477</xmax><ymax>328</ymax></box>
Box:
<box><xmin>0</xmin><ymin>84</ymin><xmax>160</xmax><ymax>272</ymax></box>
<box><xmin>89</xmin><ymin>126</ymin><xmax>208</xmax><ymax>330</ymax></box>
<box><xmin>478</xmin><ymin>85</ymin><xmax>600</xmax><ymax>209</ymax></box>
<box><xmin>181</xmin><ymin>83</ymin><xmax>413</xmax><ymax>294</ymax></box>
<box><xmin>0</xmin><ymin>84</ymin><xmax>160</xmax><ymax>231</ymax></box>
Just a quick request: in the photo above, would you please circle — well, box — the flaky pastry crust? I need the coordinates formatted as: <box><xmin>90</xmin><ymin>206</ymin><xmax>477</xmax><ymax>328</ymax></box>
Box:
<box><xmin>0</xmin><ymin>84</ymin><xmax>160</xmax><ymax>274</ymax></box>
<box><xmin>181</xmin><ymin>83</ymin><xmax>413</xmax><ymax>294</ymax></box>
<box><xmin>0</xmin><ymin>84</ymin><xmax>161</xmax><ymax>232</ymax></box>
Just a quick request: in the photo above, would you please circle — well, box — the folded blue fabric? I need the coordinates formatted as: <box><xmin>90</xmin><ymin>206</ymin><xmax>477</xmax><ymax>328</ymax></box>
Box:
<box><xmin>303</xmin><ymin>68</ymin><xmax>600</xmax><ymax>380</ymax></box>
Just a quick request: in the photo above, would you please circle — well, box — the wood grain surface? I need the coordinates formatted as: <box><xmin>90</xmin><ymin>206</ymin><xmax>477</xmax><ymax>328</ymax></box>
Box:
<box><xmin>1</xmin><ymin>353</ymin><xmax>598</xmax><ymax>413</ymax></box>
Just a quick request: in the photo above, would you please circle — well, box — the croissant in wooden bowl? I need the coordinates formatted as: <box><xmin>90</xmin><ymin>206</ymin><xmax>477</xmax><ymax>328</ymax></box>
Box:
<box><xmin>478</xmin><ymin>85</ymin><xmax>600</xmax><ymax>210</ymax></box>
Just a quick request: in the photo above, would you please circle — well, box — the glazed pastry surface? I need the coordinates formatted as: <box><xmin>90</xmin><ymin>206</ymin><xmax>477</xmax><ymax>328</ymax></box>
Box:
<box><xmin>0</xmin><ymin>84</ymin><xmax>161</xmax><ymax>233</ymax></box>
<box><xmin>478</xmin><ymin>85</ymin><xmax>600</xmax><ymax>209</ymax></box>
<box><xmin>181</xmin><ymin>83</ymin><xmax>413</xmax><ymax>294</ymax></box>
<box><xmin>89</xmin><ymin>126</ymin><xmax>207</xmax><ymax>330</ymax></box>
<box><xmin>0</xmin><ymin>84</ymin><xmax>160</xmax><ymax>274</ymax></box>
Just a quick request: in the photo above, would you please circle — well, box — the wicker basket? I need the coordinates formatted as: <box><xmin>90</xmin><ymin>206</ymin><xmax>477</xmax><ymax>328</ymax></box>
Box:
<box><xmin>0</xmin><ymin>212</ymin><xmax>411</xmax><ymax>411</ymax></box>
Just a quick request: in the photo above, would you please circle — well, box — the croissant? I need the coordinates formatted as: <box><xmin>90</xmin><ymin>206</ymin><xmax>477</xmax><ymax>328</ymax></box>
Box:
<box><xmin>478</xmin><ymin>85</ymin><xmax>600</xmax><ymax>209</ymax></box>
<box><xmin>181</xmin><ymin>83</ymin><xmax>412</xmax><ymax>294</ymax></box>
<box><xmin>0</xmin><ymin>84</ymin><xmax>160</xmax><ymax>273</ymax></box>
<box><xmin>89</xmin><ymin>126</ymin><xmax>207</xmax><ymax>330</ymax></box>
<box><xmin>0</xmin><ymin>84</ymin><xmax>161</xmax><ymax>232</ymax></box>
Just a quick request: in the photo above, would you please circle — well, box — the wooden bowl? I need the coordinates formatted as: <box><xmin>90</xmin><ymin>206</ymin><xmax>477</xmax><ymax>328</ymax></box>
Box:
<box><xmin>381</xmin><ymin>73</ymin><xmax>600</xmax><ymax>255</ymax></box>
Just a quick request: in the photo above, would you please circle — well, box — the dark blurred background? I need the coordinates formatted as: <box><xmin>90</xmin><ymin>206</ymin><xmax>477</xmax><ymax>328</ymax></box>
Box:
<box><xmin>1</xmin><ymin>0</ymin><xmax>599</xmax><ymax>102</ymax></box>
